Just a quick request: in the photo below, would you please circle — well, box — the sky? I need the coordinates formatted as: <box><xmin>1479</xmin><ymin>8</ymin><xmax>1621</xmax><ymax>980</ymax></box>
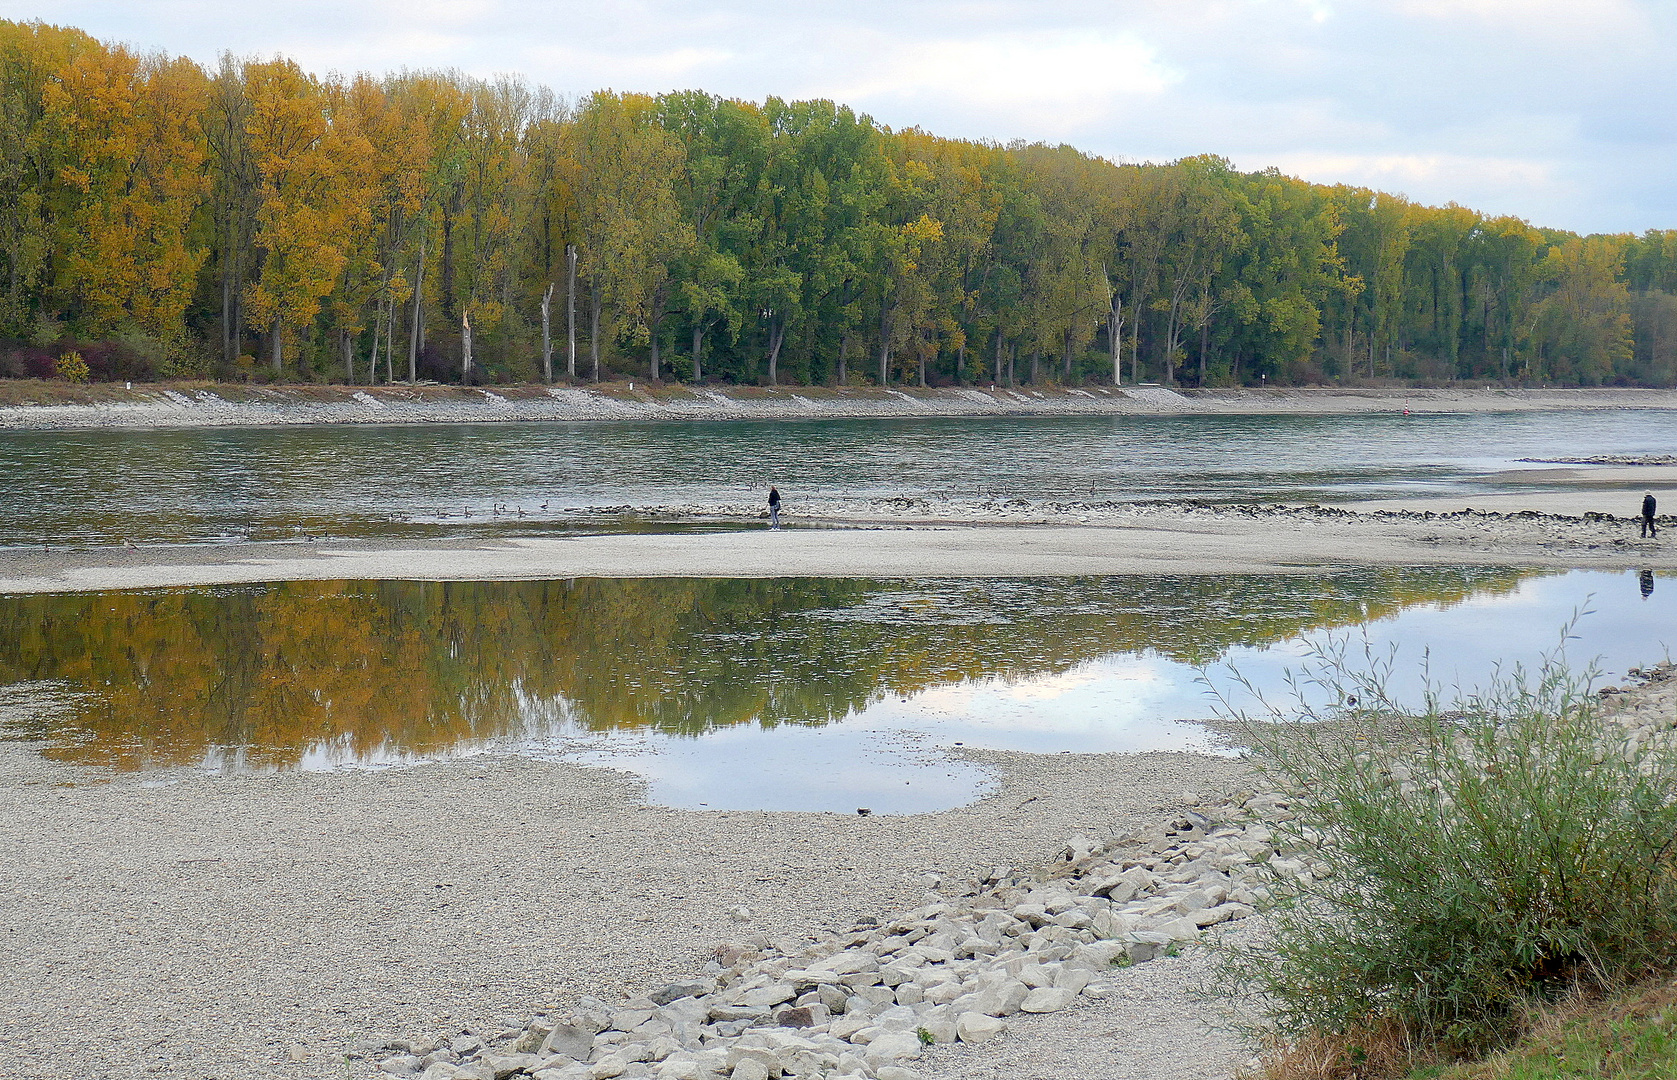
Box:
<box><xmin>8</xmin><ymin>0</ymin><xmax>1675</xmax><ymax>235</ymax></box>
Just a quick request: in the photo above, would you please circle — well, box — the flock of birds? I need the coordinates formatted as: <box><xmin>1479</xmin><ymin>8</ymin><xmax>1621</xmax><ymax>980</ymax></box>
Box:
<box><xmin>432</xmin><ymin>501</ymin><xmax>550</xmax><ymax>519</ymax></box>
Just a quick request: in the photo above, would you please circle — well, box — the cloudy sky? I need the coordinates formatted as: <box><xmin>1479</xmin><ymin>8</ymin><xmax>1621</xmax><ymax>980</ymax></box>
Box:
<box><xmin>10</xmin><ymin>0</ymin><xmax>1674</xmax><ymax>234</ymax></box>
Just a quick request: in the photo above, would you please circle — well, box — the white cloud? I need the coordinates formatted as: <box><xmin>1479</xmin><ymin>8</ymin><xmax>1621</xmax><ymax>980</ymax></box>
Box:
<box><xmin>817</xmin><ymin>29</ymin><xmax>1178</xmax><ymax>136</ymax></box>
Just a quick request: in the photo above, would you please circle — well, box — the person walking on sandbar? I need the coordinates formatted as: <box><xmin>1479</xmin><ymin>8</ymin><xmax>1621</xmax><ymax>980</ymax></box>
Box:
<box><xmin>768</xmin><ymin>485</ymin><xmax>781</xmax><ymax>530</ymax></box>
<box><xmin>1642</xmin><ymin>492</ymin><xmax>1658</xmax><ymax>538</ymax></box>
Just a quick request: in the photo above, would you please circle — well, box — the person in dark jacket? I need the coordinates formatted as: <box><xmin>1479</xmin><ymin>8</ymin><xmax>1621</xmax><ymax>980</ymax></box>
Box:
<box><xmin>1642</xmin><ymin>492</ymin><xmax>1658</xmax><ymax>538</ymax></box>
<box><xmin>768</xmin><ymin>486</ymin><xmax>781</xmax><ymax>530</ymax></box>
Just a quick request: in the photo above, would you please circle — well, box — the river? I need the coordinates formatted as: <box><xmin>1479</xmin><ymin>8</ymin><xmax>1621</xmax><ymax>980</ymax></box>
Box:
<box><xmin>0</xmin><ymin>409</ymin><xmax>1672</xmax><ymax>547</ymax></box>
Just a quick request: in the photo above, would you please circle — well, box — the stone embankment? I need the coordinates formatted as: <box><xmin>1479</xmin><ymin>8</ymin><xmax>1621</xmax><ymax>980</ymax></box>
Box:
<box><xmin>372</xmin><ymin>790</ymin><xmax>1307</xmax><ymax>1080</ymax></box>
<box><xmin>3</xmin><ymin>382</ymin><xmax>1677</xmax><ymax>430</ymax></box>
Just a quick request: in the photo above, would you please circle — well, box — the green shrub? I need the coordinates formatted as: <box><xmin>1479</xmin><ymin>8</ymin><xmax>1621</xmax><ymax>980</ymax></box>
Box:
<box><xmin>1217</xmin><ymin>634</ymin><xmax>1677</xmax><ymax>1064</ymax></box>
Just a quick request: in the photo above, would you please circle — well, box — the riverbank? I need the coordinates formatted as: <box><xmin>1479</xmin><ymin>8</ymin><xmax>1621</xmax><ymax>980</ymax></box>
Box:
<box><xmin>10</xmin><ymin>665</ymin><xmax>1671</xmax><ymax>1080</ymax></box>
<box><xmin>0</xmin><ymin>718</ymin><xmax>1251</xmax><ymax>1080</ymax></box>
<box><xmin>4</xmin><ymin>504</ymin><xmax>1673</xmax><ymax>594</ymax></box>
<box><xmin>3</xmin><ymin>381</ymin><xmax>1677</xmax><ymax>429</ymax></box>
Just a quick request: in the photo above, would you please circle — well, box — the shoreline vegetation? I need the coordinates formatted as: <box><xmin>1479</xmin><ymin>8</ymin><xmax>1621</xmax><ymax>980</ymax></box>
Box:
<box><xmin>6</xmin><ymin>21</ymin><xmax>1677</xmax><ymax>395</ymax></box>
<box><xmin>5</xmin><ymin>381</ymin><xmax>1677</xmax><ymax>430</ymax></box>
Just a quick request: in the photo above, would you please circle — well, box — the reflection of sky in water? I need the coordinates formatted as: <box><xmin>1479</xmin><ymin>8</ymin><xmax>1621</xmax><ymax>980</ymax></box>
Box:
<box><xmin>404</xmin><ymin>569</ymin><xmax>1669</xmax><ymax>814</ymax></box>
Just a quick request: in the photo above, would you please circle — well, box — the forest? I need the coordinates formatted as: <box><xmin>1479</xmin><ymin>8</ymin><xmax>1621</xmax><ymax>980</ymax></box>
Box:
<box><xmin>4</xmin><ymin>19</ymin><xmax>1676</xmax><ymax>388</ymax></box>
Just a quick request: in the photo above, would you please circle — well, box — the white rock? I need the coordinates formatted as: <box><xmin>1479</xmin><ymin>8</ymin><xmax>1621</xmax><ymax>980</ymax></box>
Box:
<box><xmin>1054</xmin><ymin>966</ymin><xmax>1094</xmax><ymax>994</ymax></box>
<box><xmin>1151</xmin><ymin>917</ymin><xmax>1202</xmax><ymax>941</ymax></box>
<box><xmin>863</xmin><ymin>1030</ymin><xmax>923</xmax><ymax>1063</ymax></box>
<box><xmin>728</xmin><ymin>1059</ymin><xmax>769</xmax><ymax>1080</ymax></box>
<box><xmin>971</xmin><ymin>978</ymin><xmax>1028</xmax><ymax>1016</ymax></box>
<box><xmin>1019</xmin><ymin>987</ymin><xmax>1077</xmax><ymax>1013</ymax></box>
<box><xmin>1193</xmin><ymin>902</ymin><xmax>1255</xmax><ymax>927</ymax></box>
<box><xmin>816</xmin><ymin>952</ymin><xmax>880</xmax><ymax>976</ymax></box>
<box><xmin>876</xmin><ymin>1067</ymin><xmax>921</xmax><ymax>1080</ymax></box>
<box><xmin>588</xmin><ymin>1058</ymin><xmax>628</xmax><ymax>1080</ymax></box>
<box><xmin>1016</xmin><ymin>963</ymin><xmax>1052</xmax><ymax>988</ymax></box>
<box><xmin>955</xmin><ymin>1012</ymin><xmax>1007</xmax><ymax>1044</ymax></box>
<box><xmin>737</xmin><ymin>984</ymin><xmax>797</xmax><ymax>1009</ymax></box>
<box><xmin>918</xmin><ymin>1018</ymin><xmax>956</xmax><ymax>1044</ymax></box>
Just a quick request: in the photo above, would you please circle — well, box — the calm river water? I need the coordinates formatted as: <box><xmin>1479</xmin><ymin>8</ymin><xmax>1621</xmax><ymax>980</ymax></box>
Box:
<box><xmin>2</xmin><ymin>568</ymin><xmax>1669</xmax><ymax>811</ymax></box>
<box><xmin>1</xmin><ymin>410</ymin><xmax>1674</xmax><ymax>546</ymax></box>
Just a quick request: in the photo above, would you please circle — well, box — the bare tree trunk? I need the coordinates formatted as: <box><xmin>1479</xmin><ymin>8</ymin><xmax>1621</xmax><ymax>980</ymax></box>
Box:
<box><xmin>566</xmin><ymin>244</ymin><xmax>577</xmax><ymax>380</ymax></box>
<box><xmin>368</xmin><ymin>292</ymin><xmax>384</xmax><ymax>386</ymax></box>
<box><xmin>878</xmin><ymin>299</ymin><xmax>892</xmax><ymax>386</ymax></box>
<box><xmin>1199</xmin><ymin>322</ymin><xmax>1209</xmax><ymax>386</ymax></box>
<box><xmin>589</xmin><ymin>282</ymin><xmax>602</xmax><ymax>381</ymax></box>
<box><xmin>221</xmin><ymin>258</ymin><xmax>233</xmax><ymax>365</ymax></box>
<box><xmin>384</xmin><ymin>293</ymin><xmax>395</xmax><ymax>383</ymax></box>
<box><xmin>1063</xmin><ymin>328</ymin><xmax>1073</xmax><ymax>380</ymax></box>
<box><xmin>408</xmin><ymin>235</ymin><xmax>427</xmax><ymax>383</ymax></box>
<box><xmin>837</xmin><ymin>332</ymin><xmax>850</xmax><ymax>385</ymax></box>
<box><xmin>271</xmin><ymin>317</ymin><xmax>283</xmax><ymax>375</ymax></box>
<box><xmin>232</xmin><ymin>262</ymin><xmax>242</xmax><ymax>363</ymax></box>
<box><xmin>342</xmin><ymin>328</ymin><xmax>354</xmax><ymax>385</ymax></box>
<box><xmin>541</xmin><ymin>282</ymin><xmax>554</xmax><ymax>382</ymax></box>
<box><xmin>1029</xmin><ymin>350</ymin><xmax>1039</xmax><ymax>385</ymax></box>
<box><xmin>766</xmin><ymin>315</ymin><xmax>785</xmax><ymax>386</ymax></box>
<box><xmin>955</xmin><ymin>339</ymin><xmax>964</xmax><ymax>383</ymax></box>
<box><xmin>994</xmin><ymin>328</ymin><xmax>1003</xmax><ymax>385</ymax></box>
<box><xmin>692</xmin><ymin>322</ymin><xmax>704</xmax><ymax>383</ymax></box>
<box><xmin>649</xmin><ymin>286</ymin><xmax>668</xmax><ymax>382</ymax></box>
<box><xmin>917</xmin><ymin>336</ymin><xmax>926</xmax><ymax>387</ymax></box>
<box><xmin>461</xmin><ymin>311</ymin><xmax>472</xmax><ymax>382</ymax></box>
<box><xmin>1109</xmin><ymin>298</ymin><xmax>1123</xmax><ymax>385</ymax></box>
<box><xmin>1007</xmin><ymin>342</ymin><xmax>1016</xmax><ymax>387</ymax></box>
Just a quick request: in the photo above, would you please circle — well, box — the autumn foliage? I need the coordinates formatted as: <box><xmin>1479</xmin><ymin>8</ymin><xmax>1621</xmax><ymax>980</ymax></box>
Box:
<box><xmin>1</xmin><ymin>19</ymin><xmax>1673</xmax><ymax>387</ymax></box>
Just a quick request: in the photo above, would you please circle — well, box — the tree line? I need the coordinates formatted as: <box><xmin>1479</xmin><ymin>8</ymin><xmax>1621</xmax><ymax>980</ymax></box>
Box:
<box><xmin>4</xmin><ymin>20</ymin><xmax>1676</xmax><ymax>388</ymax></box>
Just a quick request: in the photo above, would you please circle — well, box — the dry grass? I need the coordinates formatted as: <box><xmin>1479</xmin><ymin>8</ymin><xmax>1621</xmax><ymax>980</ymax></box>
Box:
<box><xmin>1245</xmin><ymin>981</ymin><xmax>1677</xmax><ymax>1080</ymax></box>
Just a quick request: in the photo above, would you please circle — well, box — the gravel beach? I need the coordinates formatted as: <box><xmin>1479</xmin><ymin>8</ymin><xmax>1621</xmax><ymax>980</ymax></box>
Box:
<box><xmin>0</xmin><ymin>723</ymin><xmax>1250</xmax><ymax>1080</ymax></box>
<box><xmin>3</xmin><ymin>382</ymin><xmax>1677</xmax><ymax>431</ymax></box>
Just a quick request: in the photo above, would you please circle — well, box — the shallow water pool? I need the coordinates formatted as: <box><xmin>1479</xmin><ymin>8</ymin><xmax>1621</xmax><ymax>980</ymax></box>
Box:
<box><xmin>1</xmin><ymin>567</ymin><xmax>1670</xmax><ymax>811</ymax></box>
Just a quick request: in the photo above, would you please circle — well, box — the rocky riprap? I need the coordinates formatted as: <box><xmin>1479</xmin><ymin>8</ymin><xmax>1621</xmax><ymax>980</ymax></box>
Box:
<box><xmin>372</xmin><ymin>791</ymin><xmax>1310</xmax><ymax>1080</ymax></box>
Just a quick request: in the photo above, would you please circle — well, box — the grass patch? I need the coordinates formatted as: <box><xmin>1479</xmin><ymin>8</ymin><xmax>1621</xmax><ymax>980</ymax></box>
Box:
<box><xmin>1419</xmin><ymin>981</ymin><xmax>1677</xmax><ymax>1079</ymax></box>
<box><xmin>1216</xmin><ymin>634</ymin><xmax>1677</xmax><ymax>1078</ymax></box>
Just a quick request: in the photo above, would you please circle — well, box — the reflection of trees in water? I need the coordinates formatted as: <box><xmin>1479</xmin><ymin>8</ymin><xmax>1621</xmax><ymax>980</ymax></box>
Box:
<box><xmin>0</xmin><ymin>568</ymin><xmax>1539</xmax><ymax>770</ymax></box>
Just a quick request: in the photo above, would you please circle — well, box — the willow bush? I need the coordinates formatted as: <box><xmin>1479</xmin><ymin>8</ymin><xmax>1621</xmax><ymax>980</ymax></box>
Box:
<box><xmin>1215</xmin><ymin>635</ymin><xmax>1677</xmax><ymax>1071</ymax></box>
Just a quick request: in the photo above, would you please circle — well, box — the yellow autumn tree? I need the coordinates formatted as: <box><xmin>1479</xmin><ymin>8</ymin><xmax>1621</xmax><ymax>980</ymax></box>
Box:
<box><xmin>241</xmin><ymin>59</ymin><xmax>367</xmax><ymax>375</ymax></box>
<box><xmin>44</xmin><ymin>43</ymin><xmax>209</xmax><ymax>361</ymax></box>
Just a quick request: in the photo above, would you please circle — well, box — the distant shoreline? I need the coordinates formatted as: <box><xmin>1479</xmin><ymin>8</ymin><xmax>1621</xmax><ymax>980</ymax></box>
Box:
<box><xmin>3</xmin><ymin>382</ymin><xmax>1677</xmax><ymax>431</ymax></box>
